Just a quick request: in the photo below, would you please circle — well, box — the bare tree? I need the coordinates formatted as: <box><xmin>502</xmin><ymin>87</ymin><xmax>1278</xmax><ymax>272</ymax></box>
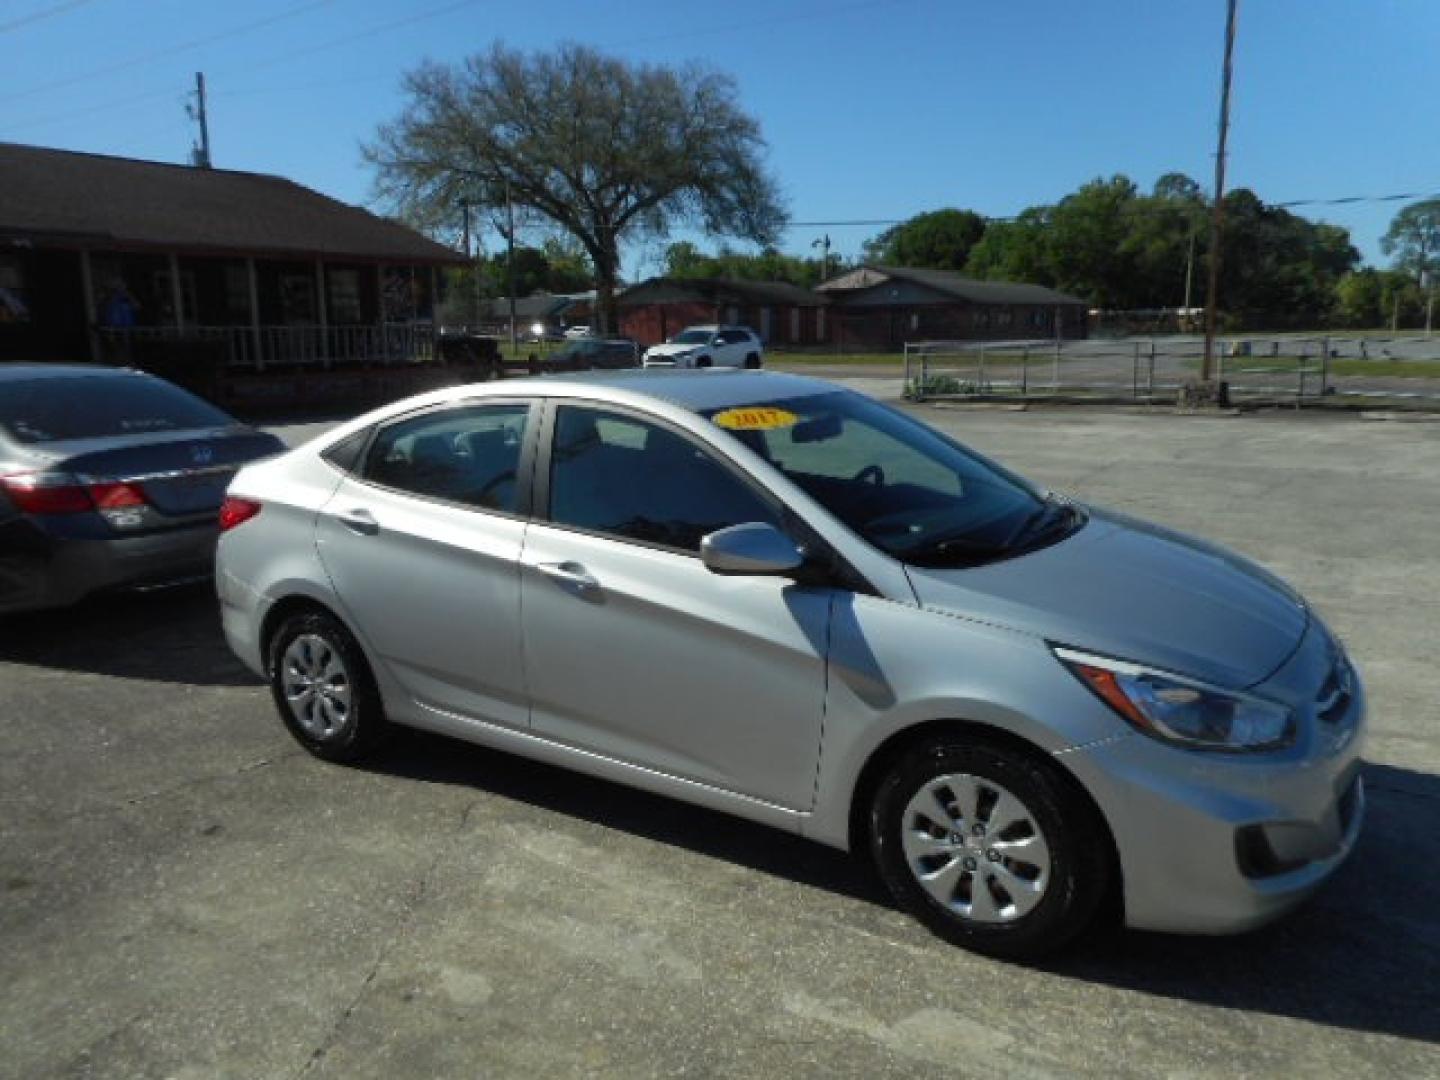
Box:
<box><xmin>365</xmin><ymin>43</ymin><xmax>787</xmax><ymax>332</ymax></box>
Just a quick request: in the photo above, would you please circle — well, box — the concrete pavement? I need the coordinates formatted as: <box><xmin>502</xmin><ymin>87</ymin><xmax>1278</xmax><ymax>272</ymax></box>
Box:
<box><xmin>1</xmin><ymin>405</ymin><xmax>1438</xmax><ymax>1077</ymax></box>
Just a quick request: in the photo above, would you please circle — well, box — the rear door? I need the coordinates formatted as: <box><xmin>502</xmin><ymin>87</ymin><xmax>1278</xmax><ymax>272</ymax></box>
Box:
<box><xmin>519</xmin><ymin>400</ymin><xmax>834</xmax><ymax>809</ymax></box>
<box><xmin>314</xmin><ymin>399</ymin><xmax>536</xmax><ymax>728</ymax></box>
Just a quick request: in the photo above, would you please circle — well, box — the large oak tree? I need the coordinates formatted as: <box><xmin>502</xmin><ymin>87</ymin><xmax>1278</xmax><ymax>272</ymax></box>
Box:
<box><xmin>366</xmin><ymin>43</ymin><xmax>787</xmax><ymax>331</ymax></box>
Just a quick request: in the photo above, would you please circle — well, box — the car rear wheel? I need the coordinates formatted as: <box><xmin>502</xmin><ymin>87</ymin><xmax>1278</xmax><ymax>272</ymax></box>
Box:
<box><xmin>268</xmin><ymin>610</ymin><xmax>390</xmax><ymax>763</ymax></box>
<box><xmin>744</xmin><ymin>353</ymin><xmax>762</xmax><ymax>369</ymax></box>
<box><xmin>869</xmin><ymin>736</ymin><xmax>1109</xmax><ymax>959</ymax></box>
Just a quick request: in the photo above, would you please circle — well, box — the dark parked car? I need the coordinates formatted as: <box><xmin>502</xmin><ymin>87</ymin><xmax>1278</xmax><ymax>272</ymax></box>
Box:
<box><xmin>540</xmin><ymin>337</ymin><xmax>640</xmax><ymax>372</ymax></box>
<box><xmin>0</xmin><ymin>364</ymin><xmax>285</xmax><ymax>614</ymax></box>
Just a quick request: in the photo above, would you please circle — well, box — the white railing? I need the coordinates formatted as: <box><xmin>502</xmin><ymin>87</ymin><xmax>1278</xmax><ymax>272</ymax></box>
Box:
<box><xmin>97</xmin><ymin>324</ymin><xmax>436</xmax><ymax>371</ymax></box>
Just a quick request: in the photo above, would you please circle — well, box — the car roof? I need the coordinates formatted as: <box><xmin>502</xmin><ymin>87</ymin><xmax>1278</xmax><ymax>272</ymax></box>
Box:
<box><xmin>499</xmin><ymin>369</ymin><xmax>832</xmax><ymax>412</ymax></box>
<box><xmin>0</xmin><ymin>363</ymin><xmax>147</xmax><ymax>383</ymax></box>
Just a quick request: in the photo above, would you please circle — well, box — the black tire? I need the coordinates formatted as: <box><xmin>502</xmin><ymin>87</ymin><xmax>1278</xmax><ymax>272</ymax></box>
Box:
<box><xmin>869</xmin><ymin>735</ymin><xmax>1109</xmax><ymax>960</ymax></box>
<box><xmin>695</xmin><ymin>355</ymin><xmax>713</xmax><ymax>368</ymax></box>
<box><xmin>267</xmin><ymin>610</ymin><xmax>390</xmax><ymax>763</ymax></box>
<box><xmin>744</xmin><ymin>353</ymin><xmax>762</xmax><ymax>369</ymax></box>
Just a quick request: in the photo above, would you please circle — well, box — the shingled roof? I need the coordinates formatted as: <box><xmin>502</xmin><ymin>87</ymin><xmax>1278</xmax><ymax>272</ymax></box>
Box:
<box><xmin>619</xmin><ymin>277</ymin><xmax>828</xmax><ymax>308</ymax></box>
<box><xmin>818</xmin><ymin>264</ymin><xmax>1086</xmax><ymax>307</ymax></box>
<box><xmin>0</xmin><ymin>142</ymin><xmax>463</xmax><ymax>264</ymax></box>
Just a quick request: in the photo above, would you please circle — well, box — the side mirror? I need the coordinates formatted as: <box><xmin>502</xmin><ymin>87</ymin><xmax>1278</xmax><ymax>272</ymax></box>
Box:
<box><xmin>701</xmin><ymin>522</ymin><xmax>805</xmax><ymax>577</ymax></box>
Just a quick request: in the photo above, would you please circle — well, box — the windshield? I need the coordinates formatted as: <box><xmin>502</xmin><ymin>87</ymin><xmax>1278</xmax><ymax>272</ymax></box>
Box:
<box><xmin>669</xmin><ymin>329</ymin><xmax>712</xmax><ymax>345</ymax></box>
<box><xmin>0</xmin><ymin>375</ymin><xmax>236</xmax><ymax>444</ymax></box>
<box><xmin>702</xmin><ymin>391</ymin><xmax>1076</xmax><ymax>567</ymax></box>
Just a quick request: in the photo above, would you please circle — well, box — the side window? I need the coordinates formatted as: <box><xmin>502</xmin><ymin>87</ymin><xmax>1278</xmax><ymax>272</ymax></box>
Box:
<box><xmin>722</xmin><ymin>330</ymin><xmax>750</xmax><ymax>345</ymax></box>
<box><xmin>362</xmin><ymin>403</ymin><xmax>529</xmax><ymax>513</ymax></box>
<box><xmin>548</xmin><ymin>405</ymin><xmax>780</xmax><ymax>553</ymax></box>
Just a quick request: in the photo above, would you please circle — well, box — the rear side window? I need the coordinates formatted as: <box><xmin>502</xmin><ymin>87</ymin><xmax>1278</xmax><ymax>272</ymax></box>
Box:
<box><xmin>547</xmin><ymin>404</ymin><xmax>780</xmax><ymax>553</ymax></box>
<box><xmin>362</xmin><ymin>403</ymin><xmax>529</xmax><ymax>513</ymax></box>
<box><xmin>321</xmin><ymin>427</ymin><xmax>372</xmax><ymax>474</ymax></box>
<box><xmin>0</xmin><ymin>375</ymin><xmax>235</xmax><ymax>444</ymax></box>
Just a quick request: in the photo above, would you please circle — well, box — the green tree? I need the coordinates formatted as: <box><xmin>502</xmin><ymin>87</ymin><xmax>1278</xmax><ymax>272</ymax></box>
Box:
<box><xmin>862</xmin><ymin>209</ymin><xmax>986</xmax><ymax>272</ymax></box>
<box><xmin>365</xmin><ymin>43</ymin><xmax>786</xmax><ymax>331</ymax></box>
<box><xmin>1381</xmin><ymin>199</ymin><xmax>1440</xmax><ymax>281</ymax></box>
<box><xmin>661</xmin><ymin>242</ymin><xmax>827</xmax><ymax>287</ymax></box>
<box><xmin>965</xmin><ymin>208</ymin><xmax>1054</xmax><ymax>287</ymax></box>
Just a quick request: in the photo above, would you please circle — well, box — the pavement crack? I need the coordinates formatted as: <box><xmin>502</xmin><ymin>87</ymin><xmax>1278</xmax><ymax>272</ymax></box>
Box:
<box><xmin>6</xmin><ymin>751</ymin><xmax>304</xmax><ymax>831</ymax></box>
<box><xmin>294</xmin><ymin>798</ymin><xmax>478</xmax><ymax>1078</ymax></box>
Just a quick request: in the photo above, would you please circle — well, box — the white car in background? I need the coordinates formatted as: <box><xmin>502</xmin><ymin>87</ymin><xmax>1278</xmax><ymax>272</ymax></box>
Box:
<box><xmin>563</xmin><ymin>325</ymin><xmax>595</xmax><ymax>340</ymax></box>
<box><xmin>642</xmin><ymin>325</ymin><xmax>763</xmax><ymax>369</ymax></box>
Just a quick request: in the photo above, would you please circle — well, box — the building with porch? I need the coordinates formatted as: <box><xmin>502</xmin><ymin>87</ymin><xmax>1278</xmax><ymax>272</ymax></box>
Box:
<box><xmin>0</xmin><ymin>142</ymin><xmax>465</xmax><ymax>376</ymax></box>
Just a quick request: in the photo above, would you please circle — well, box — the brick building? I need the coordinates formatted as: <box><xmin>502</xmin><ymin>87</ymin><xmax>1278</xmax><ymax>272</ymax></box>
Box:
<box><xmin>816</xmin><ymin>265</ymin><xmax>1088</xmax><ymax>347</ymax></box>
<box><xmin>617</xmin><ymin>277</ymin><xmax>829</xmax><ymax>346</ymax></box>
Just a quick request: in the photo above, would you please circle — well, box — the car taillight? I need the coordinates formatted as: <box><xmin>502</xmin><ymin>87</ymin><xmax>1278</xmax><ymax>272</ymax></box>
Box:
<box><xmin>0</xmin><ymin>472</ymin><xmax>95</xmax><ymax>514</ymax></box>
<box><xmin>0</xmin><ymin>472</ymin><xmax>152</xmax><ymax>516</ymax></box>
<box><xmin>88</xmin><ymin>481</ymin><xmax>148</xmax><ymax>509</ymax></box>
<box><xmin>219</xmin><ymin>496</ymin><xmax>261</xmax><ymax>532</ymax></box>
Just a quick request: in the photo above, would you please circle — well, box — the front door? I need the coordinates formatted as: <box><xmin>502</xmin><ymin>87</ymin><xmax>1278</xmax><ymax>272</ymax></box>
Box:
<box><xmin>315</xmin><ymin>400</ymin><xmax>535</xmax><ymax>728</ymax></box>
<box><xmin>520</xmin><ymin>402</ymin><xmax>832</xmax><ymax>809</ymax></box>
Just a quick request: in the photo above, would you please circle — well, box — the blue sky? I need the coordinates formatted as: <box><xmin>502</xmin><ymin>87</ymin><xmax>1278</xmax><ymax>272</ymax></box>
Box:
<box><xmin>3</xmin><ymin>0</ymin><xmax>1437</xmax><ymax>277</ymax></box>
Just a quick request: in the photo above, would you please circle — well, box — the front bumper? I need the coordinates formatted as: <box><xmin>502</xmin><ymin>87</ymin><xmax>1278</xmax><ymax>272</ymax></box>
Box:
<box><xmin>1061</xmin><ymin>627</ymin><xmax>1366</xmax><ymax>934</ymax></box>
<box><xmin>0</xmin><ymin>518</ymin><xmax>218</xmax><ymax>615</ymax></box>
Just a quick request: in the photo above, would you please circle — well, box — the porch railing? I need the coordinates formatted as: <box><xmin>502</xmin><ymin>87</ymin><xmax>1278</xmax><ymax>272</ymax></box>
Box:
<box><xmin>97</xmin><ymin>323</ymin><xmax>436</xmax><ymax>371</ymax></box>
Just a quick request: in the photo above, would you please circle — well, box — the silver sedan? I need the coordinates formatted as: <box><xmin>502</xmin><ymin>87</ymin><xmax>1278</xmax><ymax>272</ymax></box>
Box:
<box><xmin>216</xmin><ymin>371</ymin><xmax>1364</xmax><ymax>958</ymax></box>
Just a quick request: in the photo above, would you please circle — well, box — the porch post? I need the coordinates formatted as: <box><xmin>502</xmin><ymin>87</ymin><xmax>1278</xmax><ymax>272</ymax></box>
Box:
<box><xmin>78</xmin><ymin>249</ymin><xmax>98</xmax><ymax>363</ymax></box>
<box><xmin>245</xmin><ymin>258</ymin><xmax>263</xmax><ymax>370</ymax></box>
<box><xmin>168</xmin><ymin>253</ymin><xmax>185</xmax><ymax>332</ymax></box>
<box><xmin>375</xmin><ymin>263</ymin><xmax>385</xmax><ymax>364</ymax></box>
<box><xmin>314</xmin><ymin>259</ymin><xmax>329</xmax><ymax>368</ymax></box>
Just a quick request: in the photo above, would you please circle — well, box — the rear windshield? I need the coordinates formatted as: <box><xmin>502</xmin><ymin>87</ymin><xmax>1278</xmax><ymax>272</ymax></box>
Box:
<box><xmin>670</xmin><ymin>330</ymin><xmax>712</xmax><ymax>344</ymax></box>
<box><xmin>0</xmin><ymin>375</ymin><xmax>236</xmax><ymax>444</ymax></box>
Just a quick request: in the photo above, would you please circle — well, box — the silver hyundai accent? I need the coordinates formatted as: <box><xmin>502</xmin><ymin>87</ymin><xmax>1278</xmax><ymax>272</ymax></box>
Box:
<box><xmin>216</xmin><ymin>371</ymin><xmax>1365</xmax><ymax>958</ymax></box>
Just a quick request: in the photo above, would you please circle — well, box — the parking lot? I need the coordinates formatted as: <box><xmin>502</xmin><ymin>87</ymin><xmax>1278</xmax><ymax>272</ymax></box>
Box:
<box><xmin>2</xmin><ymin>402</ymin><xmax>1438</xmax><ymax>1078</ymax></box>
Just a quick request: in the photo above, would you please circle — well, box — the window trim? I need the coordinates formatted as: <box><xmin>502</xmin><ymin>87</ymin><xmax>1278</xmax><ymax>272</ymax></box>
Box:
<box><xmin>532</xmin><ymin>398</ymin><xmax>790</xmax><ymax>561</ymax></box>
<box><xmin>349</xmin><ymin>397</ymin><xmax>541</xmax><ymax>520</ymax></box>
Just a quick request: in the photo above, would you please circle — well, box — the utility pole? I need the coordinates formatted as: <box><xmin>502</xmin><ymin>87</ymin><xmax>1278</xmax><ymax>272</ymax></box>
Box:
<box><xmin>187</xmin><ymin>72</ymin><xmax>212</xmax><ymax>168</ymax></box>
<box><xmin>812</xmin><ymin>234</ymin><xmax>832</xmax><ymax>283</ymax></box>
<box><xmin>1200</xmin><ymin>0</ymin><xmax>1238</xmax><ymax>385</ymax></box>
<box><xmin>1182</xmin><ymin>221</ymin><xmax>1196</xmax><ymax>318</ymax></box>
<box><xmin>506</xmin><ymin>180</ymin><xmax>517</xmax><ymax>354</ymax></box>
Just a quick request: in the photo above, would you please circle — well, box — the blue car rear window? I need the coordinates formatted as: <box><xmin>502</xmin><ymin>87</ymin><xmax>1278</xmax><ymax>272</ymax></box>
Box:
<box><xmin>0</xmin><ymin>376</ymin><xmax>235</xmax><ymax>444</ymax></box>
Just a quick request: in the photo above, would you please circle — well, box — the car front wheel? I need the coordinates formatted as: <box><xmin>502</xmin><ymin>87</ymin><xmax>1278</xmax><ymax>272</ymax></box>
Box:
<box><xmin>869</xmin><ymin>736</ymin><xmax>1109</xmax><ymax>959</ymax></box>
<box><xmin>268</xmin><ymin>610</ymin><xmax>390</xmax><ymax>763</ymax></box>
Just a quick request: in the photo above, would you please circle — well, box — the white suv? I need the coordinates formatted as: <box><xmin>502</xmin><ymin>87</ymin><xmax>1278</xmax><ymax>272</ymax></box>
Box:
<box><xmin>642</xmin><ymin>325</ymin><xmax>763</xmax><ymax>369</ymax></box>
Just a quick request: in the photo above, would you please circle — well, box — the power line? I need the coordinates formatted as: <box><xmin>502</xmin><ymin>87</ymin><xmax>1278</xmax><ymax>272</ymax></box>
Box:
<box><xmin>0</xmin><ymin>0</ymin><xmax>485</xmax><ymax>130</ymax></box>
<box><xmin>0</xmin><ymin>0</ymin><xmax>332</xmax><ymax>103</ymax></box>
<box><xmin>611</xmin><ymin>0</ymin><xmax>913</xmax><ymax>51</ymax></box>
<box><xmin>783</xmin><ymin>189</ymin><xmax>1440</xmax><ymax>231</ymax></box>
<box><xmin>0</xmin><ymin>0</ymin><xmax>97</xmax><ymax>35</ymax></box>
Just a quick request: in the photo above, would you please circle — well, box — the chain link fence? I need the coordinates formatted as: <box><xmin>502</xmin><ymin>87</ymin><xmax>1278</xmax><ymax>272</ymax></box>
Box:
<box><xmin>902</xmin><ymin>335</ymin><xmax>1440</xmax><ymax>404</ymax></box>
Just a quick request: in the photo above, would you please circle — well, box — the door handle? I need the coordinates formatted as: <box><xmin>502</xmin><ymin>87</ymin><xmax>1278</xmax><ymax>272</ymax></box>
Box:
<box><xmin>335</xmin><ymin>508</ymin><xmax>380</xmax><ymax>535</ymax></box>
<box><xmin>535</xmin><ymin>561</ymin><xmax>599</xmax><ymax>592</ymax></box>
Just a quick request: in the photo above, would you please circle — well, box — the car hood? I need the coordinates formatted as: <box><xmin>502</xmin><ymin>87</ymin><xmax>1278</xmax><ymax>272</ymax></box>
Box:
<box><xmin>646</xmin><ymin>342</ymin><xmax>702</xmax><ymax>358</ymax></box>
<box><xmin>905</xmin><ymin>506</ymin><xmax>1308</xmax><ymax>689</ymax></box>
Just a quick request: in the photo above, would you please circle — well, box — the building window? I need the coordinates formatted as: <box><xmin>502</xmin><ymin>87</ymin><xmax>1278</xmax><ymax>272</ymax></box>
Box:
<box><xmin>328</xmin><ymin>269</ymin><xmax>363</xmax><ymax>324</ymax></box>
<box><xmin>0</xmin><ymin>255</ymin><xmax>30</xmax><ymax>324</ymax></box>
<box><xmin>224</xmin><ymin>265</ymin><xmax>251</xmax><ymax>323</ymax></box>
<box><xmin>909</xmin><ymin>312</ymin><xmax>920</xmax><ymax>333</ymax></box>
<box><xmin>790</xmin><ymin>308</ymin><xmax>800</xmax><ymax>342</ymax></box>
<box><xmin>996</xmin><ymin>309</ymin><xmax>1013</xmax><ymax>328</ymax></box>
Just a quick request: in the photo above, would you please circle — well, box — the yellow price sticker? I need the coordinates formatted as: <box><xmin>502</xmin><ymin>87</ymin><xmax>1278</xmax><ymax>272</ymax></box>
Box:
<box><xmin>712</xmin><ymin>406</ymin><xmax>799</xmax><ymax>431</ymax></box>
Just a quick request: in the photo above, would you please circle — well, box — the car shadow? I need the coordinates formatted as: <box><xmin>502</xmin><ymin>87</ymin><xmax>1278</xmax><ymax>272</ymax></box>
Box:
<box><xmin>367</xmin><ymin>735</ymin><xmax>1440</xmax><ymax>1046</ymax></box>
<box><xmin>0</xmin><ymin>583</ymin><xmax>259</xmax><ymax>688</ymax></box>
<box><xmin>368</xmin><ymin>728</ymin><xmax>889</xmax><ymax>906</ymax></box>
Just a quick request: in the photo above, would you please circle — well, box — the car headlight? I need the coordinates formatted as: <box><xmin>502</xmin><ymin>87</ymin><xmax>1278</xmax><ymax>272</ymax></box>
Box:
<box><xmin>1054</xmin><ymin>646</ymin><xmax>1295</xmax><ymax>751</ymax></box>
